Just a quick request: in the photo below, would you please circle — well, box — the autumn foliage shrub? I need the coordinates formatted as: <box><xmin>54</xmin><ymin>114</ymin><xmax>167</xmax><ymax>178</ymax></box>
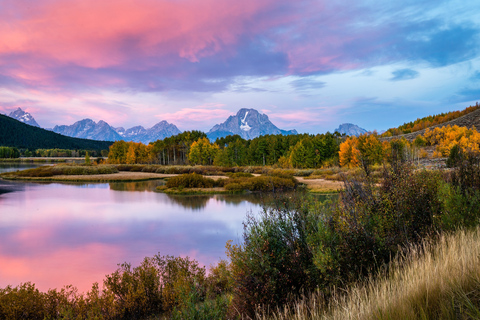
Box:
<box><xmin>227</xmin><ymin>159</ymin><xmax>445</xmax><ymax>316</ymax></box>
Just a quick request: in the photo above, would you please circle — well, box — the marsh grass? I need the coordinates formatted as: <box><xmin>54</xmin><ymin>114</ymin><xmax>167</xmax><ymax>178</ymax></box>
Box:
<box><xmin>258</xmin><ymin>227</ymin><xmax>480</xmax><ymax>320</ymax></box>
<box><xmin>306</xmin><ymin>165</ymin><xmax>384</xmax><ymax>182</ymax></box>
<box><xmin>1</xmin><ymin>164</ymin><xmax>119</xmax><ymax>178</ymax></box>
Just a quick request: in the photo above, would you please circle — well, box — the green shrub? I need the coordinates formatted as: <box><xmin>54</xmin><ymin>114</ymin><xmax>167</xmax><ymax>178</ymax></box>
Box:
<box><xmin>227</xmin><ymin>195</ymin><xmax>322</xmax><ymax>317</ymax></box>
<box><xmin>170</xmin><ymin>287</ymin><xmax>230</xmax><ymax>320</ymax></box>
<box><xmin>166</xmin><ymin>173</ymin><xmax>216</xmax><ymax>188</ymax></box>
<box><xmin>0</xmin><ymin>283</ymin><xmax>48</xmax><ymax>320</ymax></box>
<box><xmin>224</xmin><ymin>175</ymin><xmax>297</xmax><ymax>192</ymax></box>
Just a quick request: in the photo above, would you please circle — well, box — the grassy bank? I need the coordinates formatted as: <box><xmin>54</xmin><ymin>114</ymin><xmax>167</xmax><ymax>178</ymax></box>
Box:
<box><xmin>260</xmin><ymin>226</ymin><xmax>480</xmax><ymax>320</ymax></box>
<box><xmin>0</xmin><ymin>164</ymin><xmax>345</xmax><ymax>192</ymax></box>
<box><xmin>0</xmin><ymin>157</ymin><xmax>69</xmax><ymax>163</ymax></box>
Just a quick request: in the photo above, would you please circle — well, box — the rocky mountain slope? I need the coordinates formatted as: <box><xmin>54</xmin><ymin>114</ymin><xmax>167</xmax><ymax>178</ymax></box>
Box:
<box><xmin>53</xmin><ymin>119</ymin><xmax>181</xmax><ymax>143</ymax></box>
<box><xmin>334</xmin><ymin>123</ymin><xmax>367</xmax><ymax>137</ymax></box>
<box><xmin>7</xmin><ymin>108</ymin><xmax>40</xmax><ymax>127</ymax></box>
<box><xmin>53</xmin><ymin>119</ymin><xmax>123</xmax><ymax>142</ymax></box>
<box><xmin>207</xmin><ymin>108</ymin><xmax>297</xmax><ymax>140</ymax></box>
<box><xmin>115</xmin><ymin>121</ymin><xmax>181</xmax><ymax>144</ymax></box>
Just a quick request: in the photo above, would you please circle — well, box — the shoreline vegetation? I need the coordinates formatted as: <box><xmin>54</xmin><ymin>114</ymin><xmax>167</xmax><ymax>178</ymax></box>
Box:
<box><xmin>0</xmin><ymin>163</ymin><xmax>344</xmax><ymax>193</ymax></box>
<box><xmin>2</xmin><ymin>150</ymin><xmax>480</xmax><ymax>319</ymax></box>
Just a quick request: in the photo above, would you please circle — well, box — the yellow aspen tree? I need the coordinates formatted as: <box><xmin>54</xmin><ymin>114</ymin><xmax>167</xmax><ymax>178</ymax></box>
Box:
<box><xmin>126</xmin><ymin>143</ymin><xmax>137</xmax><ymax>164</ymax></box>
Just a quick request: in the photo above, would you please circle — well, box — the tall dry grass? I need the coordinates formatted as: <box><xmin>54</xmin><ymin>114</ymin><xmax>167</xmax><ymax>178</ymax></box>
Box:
<box><xmin>258</xmin><ymin>227</ymin><xmax>480</xmax><ymax>320</ymax></box>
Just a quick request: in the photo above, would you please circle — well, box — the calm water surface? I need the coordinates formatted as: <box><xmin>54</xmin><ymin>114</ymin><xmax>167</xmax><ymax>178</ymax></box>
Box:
<box><xmin>0</xmin><ymin>163</ymin><xmax>263</xmax><ymax>292</ymax></box>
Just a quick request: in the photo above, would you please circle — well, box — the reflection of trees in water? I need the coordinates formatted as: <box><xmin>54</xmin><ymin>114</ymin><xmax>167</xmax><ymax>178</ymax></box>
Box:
<box><xmin>216</xmin><ymin>193</ymin><xmax>267</xmax><ymax>206</ymax></box>
<box><xmin>164</xmin><ymin>193</ymin><xmax>275</xmax><ymax>210</ymax></box>
<box><xmin>0</xmin><ymin>180</ymin><xmax>25</xmax><ymax>195</ymax></box>
<box><xmin>109</xmin><ymin>180</ymin><xmax>165</xmax><ymax>192</ymax></box>
<box><xmin>165</xmin><ymin>191</ymin><xmax>318</xmax><ymax>211</ymax></box>
<box><xmin>165</xmin><ymin>194</ymin><xmax>211</xmax><ymax>210</ymax></box>
<box><xmin>217</xmin><ymin>190</ymin><xmax>338</xmax><ymax>208</ymax></box>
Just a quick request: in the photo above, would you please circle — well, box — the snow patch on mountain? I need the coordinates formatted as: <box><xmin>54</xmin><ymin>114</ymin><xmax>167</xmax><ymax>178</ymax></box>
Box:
<box><xmin>240</xmin><ymin>111</ymin><xmax>252</xmax><ymax>131</ymax></box>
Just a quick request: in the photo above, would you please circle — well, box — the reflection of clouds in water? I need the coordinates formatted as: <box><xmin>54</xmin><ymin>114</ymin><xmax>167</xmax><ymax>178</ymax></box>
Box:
<box><xmin>0</xmin><ymin>180</ymin><xmax>260</xmax><ymax>292</ymax></box>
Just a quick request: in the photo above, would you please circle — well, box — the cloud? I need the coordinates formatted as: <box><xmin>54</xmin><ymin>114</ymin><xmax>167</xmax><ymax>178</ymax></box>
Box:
<box><xmin>471</xmin><ymin>71</ymin><xmax>480</xmax><ymax>81</ymax></box>
<box><xmin>0</xmin><ymin>0</ymin><xmax>478</xmax><ymax>96</ymax></box>
<box><xmin>290</xmin><ymin>77</ymin><xmax>326</xmax><ymax>91</ymax></box>
<box><xmin>390</xmin><ymin>69</ymin><xmax>419</xmax><ymax>81</ymax></box>
<box><xmin>449</xmin><ymin>87</ymin><xmax>480</xmax><ymax>103</ymax></box>
<box><xmin>0</xmin><ymin>0</ymin><xmax>479</xmax><ymax>132</ymax></box>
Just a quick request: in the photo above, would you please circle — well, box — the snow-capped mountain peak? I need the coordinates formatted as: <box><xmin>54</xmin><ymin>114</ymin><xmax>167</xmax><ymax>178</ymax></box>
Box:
<box><xmin>8</xmin><ymin>107</ymin><xmax>40</xmax><ymax>127</ymax></box>
<box><xmin>207</xmin><ymin>108</ymin><xmax>297</xmax><ymax>140</ymax></box>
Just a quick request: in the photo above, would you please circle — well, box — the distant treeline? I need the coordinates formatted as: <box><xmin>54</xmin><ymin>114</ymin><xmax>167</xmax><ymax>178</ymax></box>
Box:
<box><xmin>0</xmin><ymin>113</ymin><xmax>112</xmax><ymax>151</ymax></box>
<box><xmin>0</xmin><ymin>147</ymin><xmax>107</xmax><ymax>158</ymax></box>
<box><xmin>30</xmin><ymin>148</ymin><xmax>108</xmax><ymax>158</ymax></box>
<box><xmin>108</xmin><ymin>131</ymin><xmax>342</xmax><ymax>168</ymax></box>
<box><xmin>0</xmin><ymin>146</ymin><xmax>20</xmax><ymax>158</ymax></box>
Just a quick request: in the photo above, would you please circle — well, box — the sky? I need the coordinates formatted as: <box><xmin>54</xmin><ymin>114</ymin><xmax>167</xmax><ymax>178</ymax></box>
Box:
<box><xmin>0</xmin><ymin>0</ymin><xmax>480</xmax><ymax>134</ymax></box>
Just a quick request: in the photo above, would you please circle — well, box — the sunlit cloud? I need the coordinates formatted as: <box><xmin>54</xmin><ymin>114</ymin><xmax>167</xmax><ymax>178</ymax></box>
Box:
<box><xmin>0</xmin><ymin>0</ymin><xmax>479</xmax><ymax>133</ymax></box>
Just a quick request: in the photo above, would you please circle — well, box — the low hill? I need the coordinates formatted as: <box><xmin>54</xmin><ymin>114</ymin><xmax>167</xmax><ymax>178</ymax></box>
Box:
<box><xmin>383</xmin><ymin>106</ymin><xmax>480</xmax><ymax>141</ymax></box>
<box><xmin>383</xmin><ymin>103</ymin><xmax>480</xmax><ymax>137</ymax></box>
<box><xmin>0</xmin><ymin>114</ymin><xmax>112</xmax><ymax>150</ymax></box>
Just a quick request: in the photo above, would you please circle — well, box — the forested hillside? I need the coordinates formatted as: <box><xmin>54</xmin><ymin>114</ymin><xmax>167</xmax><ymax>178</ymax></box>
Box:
<box><xmin>382</xmin><ymin>103</ymin><xmax>480</xmax><ymax>137</ymax></box>
<box><xmin>0</xmin><ymin>114</ymin><xmax>112</xmax><ymax>150</ymax></box>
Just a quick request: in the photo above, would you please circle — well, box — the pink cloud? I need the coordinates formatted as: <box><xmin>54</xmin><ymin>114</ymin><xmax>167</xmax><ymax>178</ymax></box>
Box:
<box><xmin>0</xmin><ymin>0</ymin><xmax>274</xmax><ymax>68</ymax></box>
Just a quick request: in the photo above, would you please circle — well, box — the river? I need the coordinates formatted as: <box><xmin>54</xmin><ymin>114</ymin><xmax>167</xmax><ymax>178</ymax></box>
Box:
<box><xmin>0</xmin><ymin>163</ymin><xmax>264</xmax><ymax>293</ymax></box>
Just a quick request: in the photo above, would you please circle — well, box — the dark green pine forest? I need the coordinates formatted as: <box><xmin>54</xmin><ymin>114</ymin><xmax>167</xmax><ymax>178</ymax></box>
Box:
<box><xmin>0</xmin><ymin>114</ymin><xmax>112</xmax><ymax>151</ymax></box>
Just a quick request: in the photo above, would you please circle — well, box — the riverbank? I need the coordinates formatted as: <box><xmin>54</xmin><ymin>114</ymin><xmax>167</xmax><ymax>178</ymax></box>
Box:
<box><xmin>0</xmin><ymin>171</ymin><xmax>175</xmax><ymax>182</ymax></box>
<box><xmin>0</xmin><ymin>163</ymin><xmax>344</xmax><ymax>192</ymax></box>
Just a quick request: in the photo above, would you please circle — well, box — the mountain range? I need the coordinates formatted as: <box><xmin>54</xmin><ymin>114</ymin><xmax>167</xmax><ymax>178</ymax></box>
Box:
<box><xmin>5</xmin><ymin>107</ymin><xmax>367</xmax><ymax>143</ymax></box>
<box><xmin>51</xmin><ymin>118</ymin><xmax>182</xmax><ymax>144</ymax></box>
<box><xmin>6</xmin><ymin>107</ymin><xmax>300</xmax><ymax>142</ymax></box>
